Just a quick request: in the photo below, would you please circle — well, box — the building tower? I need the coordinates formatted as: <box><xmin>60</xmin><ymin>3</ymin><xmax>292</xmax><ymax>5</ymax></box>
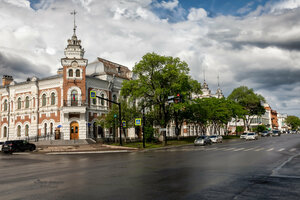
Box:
<box><xmin>61</xmin><ymin>10</ymin><xmax>88</xmax><ymax>140</ymax></box>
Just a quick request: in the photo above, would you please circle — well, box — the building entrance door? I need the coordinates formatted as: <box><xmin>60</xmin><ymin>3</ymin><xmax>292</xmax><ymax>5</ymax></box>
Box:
<box><xmin>70</xmin><ymin>122</ymin><xmax>79</xmax><ymax>140</ymax></box>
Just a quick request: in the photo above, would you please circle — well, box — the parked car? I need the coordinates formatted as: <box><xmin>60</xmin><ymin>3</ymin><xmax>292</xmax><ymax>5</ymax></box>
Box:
<box><xmin>194</xmin><ymin>136</ymin><xmax>212</xmax><ymax>146</ymax></box>
<box><xmin>2</xmin><ymin>140</ymin><xmax>36</xmax><ymax>154</ymax></box>
<box><xmin>271</xmin><ymin>130</ymin><xmax>281</xmax><ymax>136</ymax></box>
<box><xmin>245</xmin><ymin>132</ymin><xmax>258</xmax><ymax>140</ymax></box>
<box><xmin>217</xmin><ymin>135</ymin><xmax>223</xmax><ymax>143</ymax></box>
<box><xmin>261</xmin><ymin>131</ymin><xmax>271</xmax><ymax>137</ymax></box>
<box><xmin>209</xmin><ymin>135</ymin><xmax>223</xmax><ymax>143</ymax></box>
<box><xmin>0</xmin><ymin>142</ymin><xmax>3</xmax><ymax>151</ymax></box>
<box><xmin>240</xmin><ymin>132</ymin><xmax>248</xmax><ymax>139</ymax></box>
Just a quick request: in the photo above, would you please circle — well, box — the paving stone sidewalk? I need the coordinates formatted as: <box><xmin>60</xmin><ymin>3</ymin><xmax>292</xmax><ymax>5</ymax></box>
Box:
<box><xmin>36</xmin><ymin>143</ymin><xmax>138</xmax><ymax>153</ymax></box>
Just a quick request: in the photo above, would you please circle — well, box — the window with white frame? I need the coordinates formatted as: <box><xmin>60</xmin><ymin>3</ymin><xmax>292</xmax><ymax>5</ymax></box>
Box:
<box><xmin>17</xmin><ymin>97</ymin><xmax>21</xmax><ymax>109</ymax></box>
<box><xmin>25</xmin><ymin>96</ymin><xmax>29</xmax><ymax>108</ymax></box>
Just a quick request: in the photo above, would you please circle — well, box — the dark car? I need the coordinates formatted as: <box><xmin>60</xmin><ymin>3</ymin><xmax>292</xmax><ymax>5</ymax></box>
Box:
<box><xmin>271</xmin><ymin>130</ymin><xmax>281</xmax><ymax>137</ymax></box>
<box><xmin>261</xmin><ymin>131</ymin><xmax>270</xmax><ymax>137</ymax></box>
<box><xmin>2</xmin><ymin>140</ymin><xmax>36</xmax><ymax>153</ymax></box>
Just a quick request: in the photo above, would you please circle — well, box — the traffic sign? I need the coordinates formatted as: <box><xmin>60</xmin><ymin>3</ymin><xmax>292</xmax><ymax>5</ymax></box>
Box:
<box><xmin>135</xmin><ymin>118</ymin><xmax>141</xmax><ymax>126</ymax></box>
<box><xmin>122</xmin><ymin>120</ymin><xmax>126</xmax><ymax>128</ymax></box>
<box><xmin>114</xmin><ymin>114</ymin><xmax>117</xmax><ymax>118</ymax></box>
<box><xmin>90</xmin><ymin>91</ymin><xmax>96</xmax><ymax>99</ymax></box>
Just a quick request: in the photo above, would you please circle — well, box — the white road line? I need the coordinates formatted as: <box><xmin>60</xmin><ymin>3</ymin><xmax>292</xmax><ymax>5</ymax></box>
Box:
<box><xmin>289</xmin><ymin>148</ymin><xmax>296</xmax><ymax>152</ymax></box>
<box><xmin>205</xmin><ymin>147</ymin><xmax>218</xmax><ymax>151</ymax></box>
<box><xmin>224</xmin><ymin>148</ymin><xmax>235</xmax><ymax>151</ymax></box>
<box><xmin>233</xmin><ymin>148</ymin><xmax>245</xmax><ymax>151</ymax></box>
<box><xmin>267</xmin><ymin>148</ymin><xmax>274</xmax><ymax>151</ymax></box>
<box><xmin>255</xmin><ymin>148</ymin><xmax>265</xmax><ymax>152</ymax></box>
<box><xmin>46</xmin><ymin>150</ymin><xmax>131</xmax><ymax>155</ymax></box>
<box><xmin>278</xmin><ymin>148</ymin><xmax>285</xmax><ymax>152</ymax></box>
<box><xmin>243</xmin><ymin>147</ymin><xmax>257</xmax><ymax>151</ymax></box>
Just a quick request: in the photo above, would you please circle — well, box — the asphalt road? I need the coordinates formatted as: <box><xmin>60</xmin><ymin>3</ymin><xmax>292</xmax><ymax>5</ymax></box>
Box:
<box><xmin>1</xmin><ymin>134</ymin><xmax>300</xmax><ymax>200</ymax></box>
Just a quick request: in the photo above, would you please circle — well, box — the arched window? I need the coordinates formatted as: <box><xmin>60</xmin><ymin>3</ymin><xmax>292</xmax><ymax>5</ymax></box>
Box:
<box><xmin>71</xmin><ymin>90</ymin><xmax>78</xmax><ymax>106</ymax></box>
<box><xmin>76</xmin><ymin>69</ymin><xmax>80</xmax><ymax>77</ymax></box>
<box><xmin>50</xmin><ymin>123</ymin><xmax>53</xmax><ymax>135</ymax></box>
<box><xmin>101</xmin><ymin>94</ymin><xmax>104</xmax><ymax>106</ymax></box>
<box><xmin>17</xmin><ymin>125</ymin><xmax>21</xmax><ymax>137</ymax></box>
<box><xmin>51</xmin><ymin>93</ymin><xmax>55</xmax><ymax>105</ymax></box>
<box><xmin>25</xmin><ymin>96</ymin><xmax>29</xmax><ymax>108</ymax></box>
<box><xmin>44</xmin><ymin>123</ymin><xmax>47</xmax><ymax>136</ymax></box>
<box><xmin>25</xmin><ymin>124</ymin><xmax>29</xmax><ymax>136</ymax></box>
<box><xmin>3</xmin><ymin>126</ymin><xmax>7</xmax><ymax>137</ymax></box>
<box><xmin>4</xmin><ymin>99</ymin><xmax>7</xmax><ymax>111</ymax></box>
<box><xmin>17</xmin><ymin>97</ymin><xmax>21</xmax><ymax>109</ymax></box>
<box><xmin>42</xmin><ymin>94</ymin><xmax>46</xmax><ymax>106</ymax></box>
<box><xmin>69</xmin><ymin>69</ymin><xmax>73</xmax><ymax>77</ymax></box>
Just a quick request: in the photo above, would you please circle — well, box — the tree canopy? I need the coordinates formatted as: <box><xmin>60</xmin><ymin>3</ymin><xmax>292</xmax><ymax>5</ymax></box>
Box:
<box><xmin>228</xmin><ymin>86</ymin><xmax>266</xmax><ymax>130</ymax></box>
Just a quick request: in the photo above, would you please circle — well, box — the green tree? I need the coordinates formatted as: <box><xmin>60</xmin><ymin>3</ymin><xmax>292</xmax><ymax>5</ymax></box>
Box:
<box><xmin>228</xmin><ymin>86</ymin><xmax>266</xmax><ymax>131</ymax></box>
<box><xmin>121</xmin><ymin>52</ymin><xmax>195</xmax><ymax>145</ymax></box>
<box><xmin>285</xmin><ymin>115</ymin><xmax>300</xmax><ymax>130</ymax></box>
<box><xmin>97</xmin><ymin>99</ymin><xmax>139</xmax><ymax>142</ymax></box>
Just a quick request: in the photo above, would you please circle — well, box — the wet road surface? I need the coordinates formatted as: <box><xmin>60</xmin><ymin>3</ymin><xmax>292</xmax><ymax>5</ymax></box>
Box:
<box><xmin>1</xmin><ymin>134</ymin><xmax>300</xmax><ymax>200</ymax></box>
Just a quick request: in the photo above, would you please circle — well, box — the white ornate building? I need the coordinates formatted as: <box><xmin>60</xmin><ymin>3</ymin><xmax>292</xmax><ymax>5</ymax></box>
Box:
<box><xmin>0</xmin><ymin>24</ymin><xmax>132</xmax><ymax>142</ymax></box>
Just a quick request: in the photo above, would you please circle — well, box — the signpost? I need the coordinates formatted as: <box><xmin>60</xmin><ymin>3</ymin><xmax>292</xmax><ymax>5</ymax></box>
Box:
<box><xmin>122</xmin><ymin>121</ymin><xmax>126</xmax><ymax>128</ymax></box>
<box><xmin>135</xmin><ymin>118</ymin><xmax>141</xmax><ymax>126</ymax></box>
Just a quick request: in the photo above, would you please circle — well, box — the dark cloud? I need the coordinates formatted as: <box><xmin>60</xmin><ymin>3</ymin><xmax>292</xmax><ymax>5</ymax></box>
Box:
<box><xmin>0</xmin><ymin>51</ymin><xmax>50</xmax><ymax>82</ymax></box>
<box><xmin>234</xmin><ymin>68</ymin><xmax>300</xmax><ymax>90</ymax></box>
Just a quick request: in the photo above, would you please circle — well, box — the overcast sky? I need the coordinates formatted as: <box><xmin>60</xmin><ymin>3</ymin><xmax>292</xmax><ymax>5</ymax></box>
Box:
<box><xmin>0</xmin><ymin>0</ymin><xmax>300</xmax><ymax>116</ymax></box>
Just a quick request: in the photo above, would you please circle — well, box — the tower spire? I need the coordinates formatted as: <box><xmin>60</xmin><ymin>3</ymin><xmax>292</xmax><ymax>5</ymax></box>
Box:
<box><xmin>217</xmin><ymin>73</ymin><xmax>220</xmax><ymax>88</ymax></box>
<box><xmin>70</xmin><ymin>10</ymin><xmax>77</xmax><ymax>35</ymax></box>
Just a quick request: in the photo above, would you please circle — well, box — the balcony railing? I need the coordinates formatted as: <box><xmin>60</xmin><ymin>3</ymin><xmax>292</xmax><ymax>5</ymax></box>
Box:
<box><xmin>63</xmin><ymin>100</ymin><xmax>87</xmax><ymax>107</ymax></box>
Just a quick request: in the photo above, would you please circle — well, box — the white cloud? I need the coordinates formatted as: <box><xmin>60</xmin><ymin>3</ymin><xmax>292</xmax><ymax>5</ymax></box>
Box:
<box><xmin>271</xmin><ymin>0</ymin><xmax>300</xmax><ymax>12</ymax></box>
<box><xmin>155</xmin><ymin>0</ymin><xmax>179</xmax><ymax>10</ymax></box>
<box><xmin>187</xmin><ymin>8</ymin><xmax>207</xmax><ymax>21</ymax></box>
<box><xmin>3</xmin><ymin>0</ymin><xmax>30</xmax><ymax>8</ymax></box>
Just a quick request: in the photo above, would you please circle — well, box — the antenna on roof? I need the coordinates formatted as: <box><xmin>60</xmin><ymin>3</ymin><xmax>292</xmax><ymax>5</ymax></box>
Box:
<box><xmin>70</xmin><ymin>10</ymin><xmax>77</xmax><ymax>35</ymax></box>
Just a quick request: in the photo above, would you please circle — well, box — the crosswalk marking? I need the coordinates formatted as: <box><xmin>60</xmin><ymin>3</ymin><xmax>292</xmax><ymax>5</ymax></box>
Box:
<box><xmin>255</xmin><ymin>148</ymin><xmax>265</xmax><ymax>152</ymax></box>
<box><xmin>289</xmin><ymin>148</ymin><xmax>296</xmax><ymax>152</ymax></box>
<box><xmin>278</xmin><ymin>148</ymin><xmax>285</xmax><ymax>152</ymax></box>
<box><xmin>224</xmin><ymin>148</ymin><xmax>235</xmax><ymax>151</ymax></box>
<box><xmin>206</xmin><ymin>147</ymin><xmax>217</xmax><ymax>151</ymax></box>
<box><xmin>267</xmin><ymin>148</ymin><xmax>274</xmax><ymax>151</ymax></box>
<box><xmin>244</xmin><ymin>147</ymin><xmax>256</xmax><ymax>151</ymax></box>
<box><xmin>233</xmin><ymin>148</ymin><xmax>245</xmax><ymax>151</ymax></box>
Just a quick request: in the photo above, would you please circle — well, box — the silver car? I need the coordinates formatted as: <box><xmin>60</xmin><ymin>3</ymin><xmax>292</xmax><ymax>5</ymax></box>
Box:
<box><xmin>194</xmin><ymin>136</ymin><xmax>212</xmax><ymax>146</ymax></box>
<box><xmin>209</xmin><ymin>135</ymin><xmax>223</xmax><ymax>143</ymax></box>
<box><xmin>245</xmin><ymin>132</ymin><xmax>258</xmax><ymax>140</ymax></box>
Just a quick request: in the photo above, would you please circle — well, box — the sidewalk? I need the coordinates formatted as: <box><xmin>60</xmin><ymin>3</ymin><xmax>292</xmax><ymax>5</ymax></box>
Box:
<box><xmin>36</xmin><ymin>143</ymin><xmax>138</xmax><ymax>153</ymax></box>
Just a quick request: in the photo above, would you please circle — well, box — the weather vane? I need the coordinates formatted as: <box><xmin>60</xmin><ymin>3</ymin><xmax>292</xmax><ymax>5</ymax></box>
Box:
<box><xmin>70</xmin><ymin>10</ymin><xmax>77</xmax><ymax>35</ymax></box>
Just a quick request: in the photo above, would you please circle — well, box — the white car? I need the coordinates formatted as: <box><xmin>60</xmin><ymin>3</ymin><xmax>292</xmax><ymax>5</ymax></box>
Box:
<box><xmin>209</xmin><ymin>135</ymin><xmax>223</xmax><ymax>143</ymax></box>
<box><xmin>245</xmin><ymin>132</ymin><xmax>258</xmax><ymax>140</ymax></box>
<box><xmin>240</xmin><ymin>133</ymin><xmax>247</xmax><ymax>139</ymax></box>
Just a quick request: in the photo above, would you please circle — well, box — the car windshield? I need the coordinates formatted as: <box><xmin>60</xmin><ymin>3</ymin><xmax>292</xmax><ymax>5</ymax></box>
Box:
<box><xmin>248</xmin><ymin>133</ymin><xmax>255</xmax><ymax>135</ymax></box>
<box><xmin>272</xmin><ymin>130</ymin><xmax>279</xmax><ymax>133</ymax></box>
<box><xmin>196</xmin><ymin>136</ymin><xmax>206</xmax><ymax>139</ymax></box>
<box><xmin>210</xmin><ymin>136</ymin><xmax>217</xmax><ymax>138</ymax></box>
<box><xmin>242</xmin><ymin>133</ymin><xmax>247</xmax><ymax>135</ymax></box>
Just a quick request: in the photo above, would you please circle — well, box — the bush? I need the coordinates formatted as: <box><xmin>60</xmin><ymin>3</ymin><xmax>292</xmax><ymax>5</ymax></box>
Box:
<box><xmin>236</xmin><ymin>126</ymin><xmax>244</xmax><ymax>134</ymax></box>
<box><xmin>144</xmin><ymin>126</ymin><xmax>155</xmax><ymax>142</ymax></box>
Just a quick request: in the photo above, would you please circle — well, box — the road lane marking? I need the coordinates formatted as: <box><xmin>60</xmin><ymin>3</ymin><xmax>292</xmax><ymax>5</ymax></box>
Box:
<box><xmin>278</xmin><ymin>148</ymin><xmax>285</xmax><ymax>152</ymax></box>
<box><xmin>289</xmin><ymin>148</ymin><xmax>296</xmax><ymax>152</ymax></box>
<box><xmin>233</xmin><ymin>148</ymin><xmax>245</xmax><ymax>151</ymax></box>
<box><xmin>255</xmin><ymin>148</ymin><xmax>265</xmax><ymax>152</ymax></box>
<box><xmin>224</xmin><ymin>148</ymin><xmax>235</xmax><ymax>151</ymax></box>
<box><xmin>13</xmin><ymin>152</ymin><xmax>31</xmax><ymax>155</ymax></box>
<box><xmin>267</xmin><ymin>148</ymin><xmax>274</xmax><ymax>151</ymax></box>
<box><xmin>205</xmin><ymin>147</ymin><xmax>217</xmax><ymax>151</ymax></box>
<box><xmin>243</xmin><ymin>147</ymin><xmax>257</xmax><ymax>151</ymax></box>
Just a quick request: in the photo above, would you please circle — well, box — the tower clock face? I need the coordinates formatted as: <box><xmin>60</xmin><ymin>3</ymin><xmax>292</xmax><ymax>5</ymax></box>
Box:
<box><xmin>71</xmin><ymin>61</ymin><xmax>78</xmax><ymax>67</ymax></box>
